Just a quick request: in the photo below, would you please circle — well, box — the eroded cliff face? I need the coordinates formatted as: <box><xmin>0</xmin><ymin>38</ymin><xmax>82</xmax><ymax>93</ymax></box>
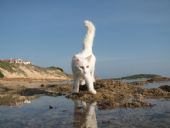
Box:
<box><xmin>0</xmin><ymin>62</ymin><xmax>69</xmax><ymax>80</ymax></box>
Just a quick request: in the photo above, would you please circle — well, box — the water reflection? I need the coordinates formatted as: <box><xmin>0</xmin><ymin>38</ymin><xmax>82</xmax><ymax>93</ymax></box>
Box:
<box><xmin>0</xmin><ymin>95</ymin><xmax>170</xmax><ymax>128</ymax></box>
<box><xmin>74</xmin><ymin>101</ymin><xmax>98</xmax><ymax>128</ymax></box>
<box><xmin>0</xmin><ymin>95</ymin><xmax>35</xmax><ymax>106</ymax></box>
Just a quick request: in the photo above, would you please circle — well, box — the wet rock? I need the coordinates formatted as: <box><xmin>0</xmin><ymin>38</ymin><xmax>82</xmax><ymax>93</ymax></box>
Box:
<box><xmin>122</xmin><ymin>101</ymin><xmax>153</xmax><ymax>108</ymax></box>
<box><xmin>146</xmin><ymin>77</ymin><xmax>170</xmax><ymax>83</ymax></box>
<box><xmin>40</xmin><ymin>84</ymin><xmax>45</xmax><ymax>87</ymax></box>
<box><xmin>159</xmin><ymin>85</ymin><xmax>170</xmax><ymax>92</ymax></box>
<box><xmin>97</xmin><ymin>100</ymin><xmax>119</xmax><ymax>109</ymax></box>
<box><xmin>20</xmin><ymin>88</ymin><xmax>62</xmax><ymax>96</ymax></box>
<box><xmin>102</xmin><ymin>120</ymin><xmax>112</xmax><ymax>124</ymax></box>
<box><xmin>20</xmin><ymin>88</ymin><xmax>49</xmax><ymax>96</ymax></box>
<box><xmin>66</xmin><ymin>79</ymin><xmax>170</xmax><ymax>109</ymax></box>
<box><xmin>48</xmin><ymin>84</ymin><xmax>71</xmax><ymax>93</ymax></box>
<box><xmin>68</xmin><ymin>80</ymin><xmax>146</xmax><ymax>109</ymax></box>
<box><xmin>143</xmin><ymin>88</ymin><xmax>170</xmax><ymax>97</ymax></box>
<box><xmin>62</xmin><ymin>110</ymin><xmax>67</xmax><ymax>112</ymax></box>
<box><xmin>49</xmin><ymin>105</ymin><xmax>53</xmax><ymax>109</ymax></box>
<box><xmin>0</xmin><ymin>86</ymin><xmax>11</xmax><ymax>92</ymax></box>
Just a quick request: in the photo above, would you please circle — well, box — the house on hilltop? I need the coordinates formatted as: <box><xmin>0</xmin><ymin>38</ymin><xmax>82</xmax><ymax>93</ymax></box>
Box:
<box><xmin>0</xmin><ymin>58</ymin><xmax>31</xmax><ymax>65</ymax></box>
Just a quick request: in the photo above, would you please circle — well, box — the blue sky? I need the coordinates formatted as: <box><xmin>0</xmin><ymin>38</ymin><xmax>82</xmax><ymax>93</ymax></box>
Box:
<box><xmin>0</xmin><ymin>0</ymin><xmax>170</xmax><ymax>78</ymax></box>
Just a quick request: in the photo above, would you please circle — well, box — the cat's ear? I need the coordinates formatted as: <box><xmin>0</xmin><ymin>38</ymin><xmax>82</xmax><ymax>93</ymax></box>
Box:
<box><xmin>73</xmin><ymin>56</ymin><xmax>80</xmax><ymax>64</ymax></box>
<box><xmin>86</xmin><ymin>55</ymin><xmax>92</xmax><ymax>62</ymax></box>
<box><xmin>73</xmin><ymin>56</ymin><xmax>79</xmax><ymax>61</ymax></box>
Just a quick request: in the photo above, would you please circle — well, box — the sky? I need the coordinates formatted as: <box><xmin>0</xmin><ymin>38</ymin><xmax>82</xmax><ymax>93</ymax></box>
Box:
<box><xmin>0</xmin><ymin>0</ymin><xmax>170</xmax><ymax>78</ymax></box>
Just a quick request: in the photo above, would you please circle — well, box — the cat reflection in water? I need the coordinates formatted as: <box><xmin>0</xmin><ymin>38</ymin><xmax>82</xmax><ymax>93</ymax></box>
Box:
<box><xmin>74</xmin><ymin>101</ymin><xmax>98</xmax><ymax>128</ymax></box>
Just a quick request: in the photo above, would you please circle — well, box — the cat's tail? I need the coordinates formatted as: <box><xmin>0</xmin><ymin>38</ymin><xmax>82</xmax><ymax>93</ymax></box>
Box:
<box><xmin>83</xmin><ymin>20</ymin><xmax>96</xmax><ymax>51</ymax></box>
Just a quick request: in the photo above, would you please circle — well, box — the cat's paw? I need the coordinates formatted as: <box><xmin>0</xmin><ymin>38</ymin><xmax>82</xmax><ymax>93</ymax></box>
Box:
<box><xmin>89</xmin><ymin>89</ymin><xmax>97</xmax><ymax>94</ymax></box>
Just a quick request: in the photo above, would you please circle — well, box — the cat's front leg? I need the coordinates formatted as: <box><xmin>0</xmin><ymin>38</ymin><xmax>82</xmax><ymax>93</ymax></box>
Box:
<box><xmin>90</xmin><ymin>55</ymin><xmax>96</xmax><ymax>83</ymax></box>
<box><xmin>91</xmin><ymin>68</ymin><xmax>96</xmax><ymax>83</ymax></box>
<box><xmin>80</xmin><ymin>79</ymin><xmax>86</xmax><ymax>85</ymax></box>
<box><xmin>72</xmin><ymin>76</ymin><xmax>80</xmax><ymax>93</ymax></box>
<box><xmin>84</xmin><ymin>74</ymin><xmax>96</xmax><ymax>94</ymax></box>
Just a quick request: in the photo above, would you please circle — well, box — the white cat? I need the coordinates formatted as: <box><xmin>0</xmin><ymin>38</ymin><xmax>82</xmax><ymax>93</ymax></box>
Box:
<box><xmin>72</xmin><ymin>20</ymin><xmax>96</xmax><ymax>94</ymax></box>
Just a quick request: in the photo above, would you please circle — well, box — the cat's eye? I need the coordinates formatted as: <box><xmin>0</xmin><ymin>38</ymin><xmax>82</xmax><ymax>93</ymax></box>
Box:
<box><xmin>86</xmin><ymin>65</ymin><xmax>89</xmax><ymax>68</ymax></box>
<box><xmin>80</xmin><ymin>66</ymin><xmax>84</xmax><ymax>69</ymax></box>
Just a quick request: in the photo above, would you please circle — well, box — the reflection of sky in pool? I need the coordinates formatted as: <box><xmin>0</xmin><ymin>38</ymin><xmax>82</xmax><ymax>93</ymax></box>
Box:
<box><xmin>0</xmin><ymin>96</ymin><xmax>170</xmax><ymax>128</ymax></box>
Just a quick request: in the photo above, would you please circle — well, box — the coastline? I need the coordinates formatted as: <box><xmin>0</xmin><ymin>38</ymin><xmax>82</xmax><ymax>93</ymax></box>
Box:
<box><xmin>0</xmin><ymin>77</ymin><xmax>170</xmax><ymax>109</ymax></box>
<box><xmin>0</xmin><ymin>77</ymin><xmax>70</xmax><ymax>89</ymax></box>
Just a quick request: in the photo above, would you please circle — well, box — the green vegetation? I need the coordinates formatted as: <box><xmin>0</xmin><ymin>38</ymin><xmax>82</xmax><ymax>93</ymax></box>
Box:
<box><xmin>116</xmin><ymin>74</ymin><xmax>161</xmax><ymax>80</ymax></box>
<box><xmin>0</xmin><ymin>71</ymin><xmax>4</xmax><ymax>78</ymax></box>
<box><xmin>0</xmin><ymin>61</ymin><xmax>14</xmax><ymax>72</ymax></box>
<box><xmin>47</xmin><ymin>66</ymin><xmax>64</xmax><ymax>72</ymax></box>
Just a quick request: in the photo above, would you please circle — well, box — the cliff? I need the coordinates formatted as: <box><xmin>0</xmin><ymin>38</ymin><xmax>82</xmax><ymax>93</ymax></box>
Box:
<box><xmin>0</xmin><ymin>61</ymin><xmax>69</xmax><ymax>80</ymax></box>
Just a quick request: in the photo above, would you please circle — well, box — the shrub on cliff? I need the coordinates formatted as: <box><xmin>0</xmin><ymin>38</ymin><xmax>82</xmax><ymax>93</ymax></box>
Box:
<box><xmin>0</xmin><ymin>61</ymin><xmax>14</xmax><ymax>72</ymax></box>
<box><xmin>0</xmin><ymin>71</ymin><xmax>4</xmax><ymax>78</ymax></box>
<box><xmin>47</xmin><ymin>66</ymin><xmax>64</xmax><ymax>72</ymax></box>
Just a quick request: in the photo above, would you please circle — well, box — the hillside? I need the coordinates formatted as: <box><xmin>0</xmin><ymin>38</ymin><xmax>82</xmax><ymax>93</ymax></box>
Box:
<box><xmin>0</xmin><ymin>61</ymin><xmax>69</xmax><ymax>80</ymax></box>
<box><xmin>117</xmin><ymin>74</ymin><xmax>161</xmax><ymax>80</ymax></box>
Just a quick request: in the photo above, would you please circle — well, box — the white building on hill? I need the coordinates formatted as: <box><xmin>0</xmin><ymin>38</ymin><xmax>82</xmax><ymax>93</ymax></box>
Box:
<box><xmin>0</xmin><ymin>58</ymin><xmax>31</xmax><ymax>65</ymax></box>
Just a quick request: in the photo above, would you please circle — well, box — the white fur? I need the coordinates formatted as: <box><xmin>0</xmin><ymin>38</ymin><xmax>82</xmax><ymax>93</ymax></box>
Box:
<box><xmin>72</xmin><ymin>20</ymin><xmax>96</xmax><ymax>94</ymax></box>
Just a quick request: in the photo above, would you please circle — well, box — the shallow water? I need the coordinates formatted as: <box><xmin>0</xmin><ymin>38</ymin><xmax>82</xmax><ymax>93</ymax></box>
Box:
<box><xmin>97</xmin><ymin>98</ymin><xmax>170</xmax><ymax>128</ymax></box>
<box><xmin>144</xmin><ymin>81</ymin><xmax>170</xmax><ymax>89</ymax></box>
<box><xmin>0</xmin><ymin>95</ymin><xmax>170</xmax><ymax>128</ymax></box>
<box><xmin>122</xmin><ymin>78</ymin><xmax>147</xmax><ymax>83</ymax></box>
<box><xmin>123</xmin><ymin>79</ymin><xmax>170</xmax><ymax>89</ymax></box>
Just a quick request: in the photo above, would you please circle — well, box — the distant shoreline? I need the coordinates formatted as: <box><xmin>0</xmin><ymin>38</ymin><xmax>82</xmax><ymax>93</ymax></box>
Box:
<box><xmin>0</xmin><ymin>77</ymin><xmax>69</xmax><ymax>81</ymax></box>
<box><xmin>0</xmin><ymin>77</ymin><xmax>71</xmax><ymax>90</ymax></box>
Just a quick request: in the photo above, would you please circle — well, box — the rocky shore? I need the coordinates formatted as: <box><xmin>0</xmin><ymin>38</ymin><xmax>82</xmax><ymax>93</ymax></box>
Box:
<box><xmin>0</xmin><ymin>78</ymin><xmax>170</xmax><ymax>109</ymax></box>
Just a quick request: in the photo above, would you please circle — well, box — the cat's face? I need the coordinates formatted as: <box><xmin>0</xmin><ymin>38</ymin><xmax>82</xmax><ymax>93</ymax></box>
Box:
<box><xmin>74</xmin><ymin>56</ymin><xmax>90</xmax><ymax>74</ymax></box>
